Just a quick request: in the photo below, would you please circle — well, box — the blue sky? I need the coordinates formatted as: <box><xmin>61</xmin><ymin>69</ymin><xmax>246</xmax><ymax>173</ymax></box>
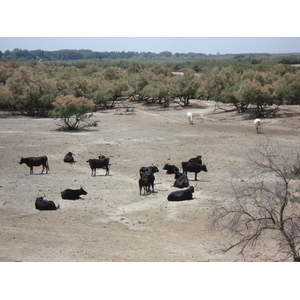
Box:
<box><xmin>1</xmin><ymin>1</ymin><xmax>299</xmax><ymax>54</ymax></box>
<box><xmin>0</xmin><ymin>37</ymin><xmax>299</xmax><ymax>54</ymax></box>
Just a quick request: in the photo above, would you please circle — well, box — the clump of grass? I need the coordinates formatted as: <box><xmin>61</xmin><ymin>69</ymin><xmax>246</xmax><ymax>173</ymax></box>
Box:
<box><xmin>291</xmin><ymin>188</ymin><xmax>300</xmax><ymax>203</ymax></box>
<box><xmin>286</xmin><ymin>154</ymin><xmax>300</xmax><ymax>179</ymax></box>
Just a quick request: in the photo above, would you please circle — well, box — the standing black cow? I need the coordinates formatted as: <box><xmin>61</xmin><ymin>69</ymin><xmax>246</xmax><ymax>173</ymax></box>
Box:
<box><xmin>61</xmin><ymin>188</ymin><xmax>87</xmax><ymax>200</ymax></box>
<box><xmin>138</xmin><ymin>177</ymin><xmax>151</xmax><ymax>195</ymax></box>
<box><xmin>163</xmin><ymin>164</ymin><xmax>179</xmax><ymax>174</ymax></box>
<box><xmin>19</xmin><ymin>156</ymin><xmax>50</xmax><ymax>174</ymax></box>
<box><xmin>188</xmin><ymin>155</ymin><xmax>202</xmax><ymax>164</ymax></box>
<box><xmin>139</xmin><ymin>166</ymin><xmax>159</xmax><ymax>193</ymax></box>
<box><xmin>181</xmin><ymin>162</ymin><xmax>207</xmax><ymax>181</ymax></box>
<box><xmin>63</xmin><ymin>152</ymin><xmax>75</xmax><ymax>163</ymax></box>
<box><xmin>140</xmin><ymin>170</ymin><xmax>156</xmax><ymax>193</ymax></box>
<box><xmin>139</xmin><ymin>166</ymin><xmax>159</xmax><ymax>178</ymax></box>
<box><xmin>35</xmin><ymin>196</ymin><xmax>59</xmax><ymax>210</ymax></box>
<box><xmin>87</xmin><ymin>157</ymin><xmax>110</xmax><ymax>176</ymax></box>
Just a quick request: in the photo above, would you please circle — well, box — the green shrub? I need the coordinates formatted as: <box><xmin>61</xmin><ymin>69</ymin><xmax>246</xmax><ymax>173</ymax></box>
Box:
<box><xmin>50</xmin><ymin>95</ymin><xmax>94</xmax><ymax>130</ymax></box>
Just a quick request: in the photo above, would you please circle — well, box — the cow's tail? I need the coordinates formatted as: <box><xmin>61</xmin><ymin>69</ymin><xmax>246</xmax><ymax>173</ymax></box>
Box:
<box><xmin>46</xmin><ymin>156</ymin><xmax>50</xmax><ymax>171</ymax></box>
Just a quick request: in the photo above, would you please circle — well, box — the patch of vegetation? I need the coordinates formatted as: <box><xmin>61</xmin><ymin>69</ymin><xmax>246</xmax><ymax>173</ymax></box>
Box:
<box><xmin>286</xmin><ymin>154</ymin><xmax>300</xmax><ymax>179</ymax></box>
<box><xmin>0</xmin><ymin>57</ymin><xmax>300</xmax><ymax>118</ymax></box>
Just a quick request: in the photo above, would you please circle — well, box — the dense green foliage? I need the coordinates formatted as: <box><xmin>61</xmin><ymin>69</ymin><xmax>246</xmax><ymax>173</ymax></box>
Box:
<box><xmin>0</xmin><ymin>56</ymin><xmax>299</xmax><ymax>120</ymax></box>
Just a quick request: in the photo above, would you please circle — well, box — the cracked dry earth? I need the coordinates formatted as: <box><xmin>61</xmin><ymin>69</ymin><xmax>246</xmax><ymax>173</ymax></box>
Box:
<box><xmin>0</xmin><ymin>100</ymin><xmax>300</xmax><ymax>262</ymax></box>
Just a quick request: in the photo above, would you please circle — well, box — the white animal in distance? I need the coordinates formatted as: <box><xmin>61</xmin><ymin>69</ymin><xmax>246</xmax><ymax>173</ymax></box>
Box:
<box><xmin>187</xmin><ymin>112</ymin><xmax>194</xmax><ymax>125</ymax></box>
<box><xmin>254</xmin><ymin>118</ymin><xmax>262</xmax><ymax>133</ymax></box>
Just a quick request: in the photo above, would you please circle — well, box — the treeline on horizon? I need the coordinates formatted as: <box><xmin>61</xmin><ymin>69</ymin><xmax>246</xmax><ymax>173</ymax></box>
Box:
<box><xmin>1</xmin><ymin>47</ymin><xmax>300</xmax><ymax>64</ymax></box>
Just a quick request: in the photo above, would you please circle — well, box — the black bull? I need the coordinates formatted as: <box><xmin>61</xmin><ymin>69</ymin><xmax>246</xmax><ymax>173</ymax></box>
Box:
<box><xmin>87</xmin><ymin>158</ymin><xmax>110</xmax><ymax>176</ymax></box>
<box><xmin>19</xmin><ymin>156</ymin><xmax>50</xmax><ymax>174</ymax></box>
<box><xmin>61</xmin><ymin>188</ymin><xmax>87</xmax><ymax>200</ymax></box>
<box><xmin>167</xmin><ymin>186</ymin><xmax>195</xmax><ymax>201</ymax></box>
<box><xmin>35</xmin><ymin>197</ymin><xmax>59</xmax><ymax>210</ymax></box>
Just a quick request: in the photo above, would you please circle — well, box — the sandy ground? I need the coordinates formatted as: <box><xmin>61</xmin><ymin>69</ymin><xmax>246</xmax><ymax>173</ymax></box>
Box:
<box><xmin>0</xmin><ymin>100</ymin><xmax>299</xmax><ymax>262</ymax></box>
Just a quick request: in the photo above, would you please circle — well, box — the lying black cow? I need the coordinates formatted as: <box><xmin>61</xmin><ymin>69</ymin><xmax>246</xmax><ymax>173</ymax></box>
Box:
<box><xmin>19</xmin><ymin>156</ymin><xmax>50</xmax><ymax>174</ymax></box>
<box><xmin>174</xmin><ymin>170</ymin><xmax>184</xmax><ymax>179</ymax></box>
<box><xmin>35</xmin><ymin>196</ymin><xmax>59</xmax><ymax>210</ymax></box>
<box><xmin>174</xmin><ymin>173</ymin><xmax>189</xmax><ymax>188</ymax></box>
<box><xmin>61</xmin><ymin>187</ymin><xmax>87</xmax><ymax>200</ymax></box>
<box><xmin>138</xmin><ymin>177</ymin><xmax>151</xmax><ymax>195</ymax></box>
<box><xmin>182</xmin><ymin>162</ymin><xmax>207</xmax><ymax>181</ymax></box>
<box><xmin>87</xmin><ymin>157</ymin><xmax>110</xmax><ymax>176</ymax></box>
<box><xmin>163</xmin><ymin>164</ymin><xmax>179</xmax><ymax>174</ymax></box>
<box><xmin>63</xmin><ymin>152</ymin><xmax>75</xmax><ymax>163</ymax></box>
<box><xmin>188</xmin><ymin>155</ymin><xmax>202</xmax><ymax>164</ymax></box>
<box><xmin>139</xmin><ymin>166</ymin><xmax>159</xmax><ymax>178</ymax></box>
<box><xmin>167</xmin><ymin>186</ymin><xmax>195</xmax><ymax>201</ymax></box>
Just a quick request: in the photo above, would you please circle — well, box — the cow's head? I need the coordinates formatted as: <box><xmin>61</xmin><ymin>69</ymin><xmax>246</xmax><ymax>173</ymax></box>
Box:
<box><xmin>80</xmin><ymin>188</ymin><xmax>88</xmax><ymax>195</ymax></box>
<box><xmin>152</xmin><ymin>166</ymin><xmax>159</xmax><ymax>173</ymax></box>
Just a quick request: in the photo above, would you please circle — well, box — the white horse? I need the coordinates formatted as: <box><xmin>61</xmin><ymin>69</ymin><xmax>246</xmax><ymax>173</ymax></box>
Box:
<box><xmin>187</xmin><ymin>112</ymin><xmax>194</xmax><ymax>125</ymax></box>
<box><xmin>254</xmin><ymin>118</ymin><xmax>262</xmax><ymax>134</ymax></box>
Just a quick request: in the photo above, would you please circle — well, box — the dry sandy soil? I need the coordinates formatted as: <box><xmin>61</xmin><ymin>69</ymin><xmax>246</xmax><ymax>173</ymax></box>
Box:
<box><xmin>0</xmin><ymin>100</ymin><xmax>300</xmax><ymax>262</ymax></box>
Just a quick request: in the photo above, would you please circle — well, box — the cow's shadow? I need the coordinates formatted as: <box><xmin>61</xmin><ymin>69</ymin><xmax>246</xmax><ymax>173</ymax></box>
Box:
<box><xmin>25</xmin><ymin>173</ymin><xmax>50</xmax><ymax>176</ymax></box>
<box><xmin>61</xmin><ymin>197</ymin><xmax>85</xmax><ymax>201</ymax></box>
<box><xmin>91</xmin><ymin>174</ymin><xmax>112</xmax><ymax>177</ymax></box>
<box><xmin>140</xmin><ymin>191</ymin><xmax>158</xmax><ymax>197</ymax></box>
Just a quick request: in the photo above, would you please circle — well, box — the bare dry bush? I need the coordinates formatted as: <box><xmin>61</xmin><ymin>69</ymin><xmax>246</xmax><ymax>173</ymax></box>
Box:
<box><xmin>210</xmin><ymin>139</ymin><xmax>300</xmax><ymax>261</ymax></box>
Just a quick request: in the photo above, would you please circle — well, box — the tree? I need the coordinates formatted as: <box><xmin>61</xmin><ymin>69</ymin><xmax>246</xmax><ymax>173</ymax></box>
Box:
<box><xmin>233</xmin><ymin>73</ymin><xmax>276</xmax><ymax>117</ymax></box>
<box><xmin>126</xmin><ymin>72</ymin><xmax>149</xmax><ymax>101</ymax></box>
<box><xmin>50</xmin><ymin>95</ymin><xmax>94</xmax><ymax>130</ymax></box>
<box><xmin>211</xmin><ymin>140</ymin><xmax>300</xmax><ymax>261</ymax></box>
<box><xmin>103</xmin><ymin>66</ymin><xmax>122</xmax><ymax>80</ymax></box>
<box><xmin>88</xmin><ymin>77</ymin><xmax>129</xmax><ymax>109</ymax></box>
<box><xmin>173</xmin><ymin>68</ymin><xmax>201</xmax><ymax>107</ymax></box>
<box><xmin>143</xmin><ymin>74</ymin><xmax>173</xmax><ymax>106</ymax></box>
<box><xmin>4</xmin><ymin>66</ymin><xmax>58</xmax><ymax>116</ymax></box>
<box><xmin>158</xmin><ymin>51</ymin><xmax>172</xmax><ymax>57</ymax></box>
<box><xmin>127</xmin><ymin>61</ymin><xmax>146</xmax><ymax>74</ymax></box>
<box><xmin>273</xmin><ymin>71</ymin><xmax>300</xmax><ymax>105</ymax></box>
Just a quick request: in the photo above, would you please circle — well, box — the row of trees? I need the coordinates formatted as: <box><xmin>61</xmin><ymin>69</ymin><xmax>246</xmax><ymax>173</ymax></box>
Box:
<box><xmin>0</xmin><ymin>59</ymin><xmax>300</xmax><ymax>124</ymax></box>
<box><xmin>2</xmin><ymin>48</ymin><xmax>300</xmax><ymax>63</ymax></box>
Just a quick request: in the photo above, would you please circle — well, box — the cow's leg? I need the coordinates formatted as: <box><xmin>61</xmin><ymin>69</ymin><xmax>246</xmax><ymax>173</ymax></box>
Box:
<box><xmin>41</xmin><ymin>164</ymin><xmax>45</xmax><ymax>174</ymax></box>
<box><xmin>195</xmin><ymin>173</ymin><xmax>198</xmax><ymax>181</ymax></box>
<box><xmin>30</xmin><ymin>167</ymin><xmax>33</xmax><ymax>174</ymax></box>
<box><xmin>106</xmin><ymin>166</ymin><xmax>109</xmax><ymax>175</ymax></box>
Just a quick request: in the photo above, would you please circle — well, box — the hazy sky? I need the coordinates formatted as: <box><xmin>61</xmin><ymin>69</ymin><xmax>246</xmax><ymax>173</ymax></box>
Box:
<box><xmin>0</xmin><ymin>37</ymin><xmax>299</xmax><ymax>54</ymax></box>
<box><xmin>1</xmin><ymin>2</ymin><xmax>299</xmax><ymax>54</ymax></box>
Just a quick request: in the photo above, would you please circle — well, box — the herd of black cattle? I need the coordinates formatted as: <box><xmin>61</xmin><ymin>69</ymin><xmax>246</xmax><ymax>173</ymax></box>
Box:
<box><xmin>18</xmin><ymin>153</ymin><xmax>208</xmax><ymax>211</ymax></box>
